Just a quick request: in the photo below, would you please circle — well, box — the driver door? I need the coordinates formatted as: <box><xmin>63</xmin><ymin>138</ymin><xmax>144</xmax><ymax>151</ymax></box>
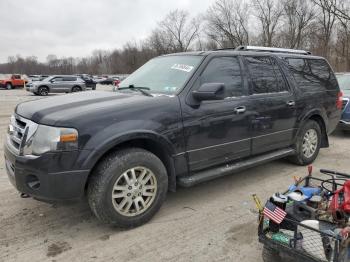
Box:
<box><xmin>181</xmin><ymin>56</ymin><xmax>252</xmax><ymax>171</ymax></box>
<box><xmin>50</xmin><ymin>77</ymin><xmax>65</xmax><ymax>92</ymax></box>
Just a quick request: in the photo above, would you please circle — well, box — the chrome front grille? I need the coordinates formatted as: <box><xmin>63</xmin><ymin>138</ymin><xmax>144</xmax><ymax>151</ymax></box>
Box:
<box><xmin>7</xmin><ymin>115</ymin><xmax>38</xmax><ymax>155</ymax></box>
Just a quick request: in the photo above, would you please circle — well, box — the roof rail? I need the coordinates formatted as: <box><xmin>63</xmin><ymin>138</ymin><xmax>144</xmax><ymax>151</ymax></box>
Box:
<box><xmin>213</xmin><ymin>47</ymin><xmax>236</xmax><ymax>51</ymax></box>
<box><xmin>235</xmin><ymin>45</ymin><xmax>312</xmax><ymax>55</ymax></box>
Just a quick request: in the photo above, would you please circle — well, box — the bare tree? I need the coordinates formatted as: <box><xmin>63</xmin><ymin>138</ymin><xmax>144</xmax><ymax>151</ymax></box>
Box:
<box><xmin>205</xmin><ymin>0</ymin><xmax>250</xmax><ymax>48</ymax></box>
<box><xmin>147</xmin><ymin>29</ymin><xmax>173</xmax><ymax>55</ymax></box>
<box><xmin>310</xmin><ymin>0</ymin><xmax>338</xmax><ymax>58</ymax></box>
<box><xmin>2</xmin><ymin>4</ymin><xmax>350</xmax><ymax>74</ymax></box>
<box><xmin>158</xmin><ymin>9</ymin><xmax>201</xmax><ymax>52</ymax></box>
<box><xmin>280</xmin><ymin>0</ymin><xmax>316</xmax><ymax>48</ymax></box>
<box><xmin>253</xmin><ymin>0</ymin><xmax>284</xmax><ymax>46</ymax></box>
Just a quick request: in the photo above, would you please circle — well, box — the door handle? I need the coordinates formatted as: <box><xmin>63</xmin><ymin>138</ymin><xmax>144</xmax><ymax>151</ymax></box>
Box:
<box><xmin>234</xmin><ymin>106</ymin><xmax>246</xmax><ymax>114</ymax></box>
<box><xmin>286</xmin><ymin>100</ymin><xmax>295</xmax><ymax>107</ymax></box>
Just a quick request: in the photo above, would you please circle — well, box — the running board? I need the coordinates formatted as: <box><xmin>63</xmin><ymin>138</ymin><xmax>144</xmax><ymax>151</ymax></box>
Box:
<box><xmin>177</xmin><ymin>148</ymin><xmax>295</xmax><ymax>187</ymax></box>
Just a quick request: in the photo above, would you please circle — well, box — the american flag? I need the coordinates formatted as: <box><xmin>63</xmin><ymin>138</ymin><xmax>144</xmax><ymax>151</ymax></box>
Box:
<box><xmin>263</xmin><ymin>201</ymin><xmax>287</xmax><ymax>224</ymax></box>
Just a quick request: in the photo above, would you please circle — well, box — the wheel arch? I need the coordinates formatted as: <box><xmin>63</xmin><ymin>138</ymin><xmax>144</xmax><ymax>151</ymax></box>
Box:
<box><xmin>38</xmin><ymin>85</ymin><xmax>50</xmax><ymax>91</ymax></box>
<box><xmin>300</xmin><ymin>111</ymin><xmax>329</xmax><ymax>148</ymax></box>
<box><xmin>84</xmin><ymin>133</ymin><xmax>177</xmax><ymax>193</ymax></box>
<box><xmin>71</xmin><ymin>85</ymin><xmax>82</xmax><ymax>91</ymax></box>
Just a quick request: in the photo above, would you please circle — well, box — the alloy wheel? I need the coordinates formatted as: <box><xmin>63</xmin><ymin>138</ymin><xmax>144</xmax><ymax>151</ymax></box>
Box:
<box><xmin>40</xmin><ymin>88</ymin><xmax>48</xmax><ymax>96</ymax></box>
<box><xmin>111</xmin><ymin>166</ymin><xmax>157</xmax><ymax>217</ymax></box>
<box><xmin>302</xmin><ymin>129</ymin><xmax>318</xmax><ymax>158</ymax></box>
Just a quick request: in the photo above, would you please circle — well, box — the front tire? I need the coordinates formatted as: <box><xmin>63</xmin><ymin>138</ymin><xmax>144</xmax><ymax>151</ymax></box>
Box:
<box><xmin>87</xmin><ymin>148</ymin><xmax>168</xmax><ymax>228</ymax></box>
<box><xmin>6</xmin><ymin>83</ymin><xmax>12</xmax><ymax>90</ymax></box>
<box><xmin>289</xmin><ymin>120</ymin><xmax>321</xmax><ymax>165</ymax></box>
<box><xmin>38</xmin><ymin>86</ymin><xmax>49</xmax><ymax>96</ymax></box>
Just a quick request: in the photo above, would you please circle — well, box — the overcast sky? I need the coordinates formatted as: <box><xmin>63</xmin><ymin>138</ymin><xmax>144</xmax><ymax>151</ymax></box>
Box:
<box><xmin>0</xmin><ymin>0</ymin><xmax>215</xmax><ymax>63</ymax></box>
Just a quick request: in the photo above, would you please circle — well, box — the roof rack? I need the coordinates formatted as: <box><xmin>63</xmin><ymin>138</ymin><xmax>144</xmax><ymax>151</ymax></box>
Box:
<box><xmin>234</xmin><ymin>45</ymin><xmax>312</xmax><ymax>55</ymax></box>
<box><xmin>213</xmin><ymin>47</ymin><xmax>236</xmax><ymax>51</ymax></box>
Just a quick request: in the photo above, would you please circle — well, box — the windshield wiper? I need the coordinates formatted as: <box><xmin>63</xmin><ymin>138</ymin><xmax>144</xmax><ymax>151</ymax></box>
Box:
<box><xmin>118</xmin><ymin>85</ymin><xmax>153</xmax><ymax>97</ymax></box>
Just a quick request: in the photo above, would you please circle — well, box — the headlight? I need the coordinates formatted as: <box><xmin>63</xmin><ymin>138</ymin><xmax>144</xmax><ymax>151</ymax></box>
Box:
<box><xmin>23</xmin><ymin>125</ymin><xmax>78</xmax><ymax>156</ymax></box>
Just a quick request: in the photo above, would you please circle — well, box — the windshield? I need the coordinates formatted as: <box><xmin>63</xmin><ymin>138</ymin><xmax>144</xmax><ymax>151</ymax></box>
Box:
<box><xmin>120</xmin><ymin>55</ymin><xmax>203</xmax><ymax>94</ymax></box>
<box><xmin>336</xmin><ymin>74</ymin><xmax>350</xmax><ymax>90</ymax></box>
<box><xmin>41</xmin><ymin>76</ymin><xmax>53</xmax><ymax>82</ymax></box>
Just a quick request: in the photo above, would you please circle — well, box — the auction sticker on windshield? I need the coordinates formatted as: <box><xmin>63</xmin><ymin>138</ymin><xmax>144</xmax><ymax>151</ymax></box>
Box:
<box><xmin>171</xmin><ymin>64</ymin><xmax>194</xmax><ymax>72</ymax></box>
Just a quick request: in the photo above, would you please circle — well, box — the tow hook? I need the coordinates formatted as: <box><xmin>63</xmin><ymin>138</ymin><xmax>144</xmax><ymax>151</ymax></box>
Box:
<box><xmin>20</xmin><ymin>193</ymin><xmax>30</xmax><ymax>198</ymax></box>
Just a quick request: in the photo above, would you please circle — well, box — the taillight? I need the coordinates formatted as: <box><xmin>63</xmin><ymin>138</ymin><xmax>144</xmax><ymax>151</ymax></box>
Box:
<box><xmin>337</xmin><ymin>91</ymin><xmax>343</xmax><ymax>110</ymax></box>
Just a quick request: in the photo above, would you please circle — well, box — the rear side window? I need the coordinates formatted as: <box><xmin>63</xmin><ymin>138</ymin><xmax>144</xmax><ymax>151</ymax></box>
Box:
<box><xmin>286</xmin><ymin>58</ymin><xmax>337</xmax><ymax>91</ymax></box>
<box><xmin>308</xmin><ymin>59</ymin><xmax>337</xmax><ymax>90</ymax></box>
<box><xmin>63</xmin><ymin>77</ymin><xmax>77</xmax><ymax>81</ymax></box>
<box><xmin>200</xmin><ymin>56</ymin><xmax>243</xmax><ymax>97</ymax></box>
<box><xmin>245</xmin><ymin>56</ymin><xmax>284</xmax><ymax>94</ymax></box>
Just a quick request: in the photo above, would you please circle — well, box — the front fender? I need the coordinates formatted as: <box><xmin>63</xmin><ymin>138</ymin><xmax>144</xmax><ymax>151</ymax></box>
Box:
<box><xmin>81</xmin><ymin>129</ymin><xmax>176</xmax><ymax>170</ymax></box>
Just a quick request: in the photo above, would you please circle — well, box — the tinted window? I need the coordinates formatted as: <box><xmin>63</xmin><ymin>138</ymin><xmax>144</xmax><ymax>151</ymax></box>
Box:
<box><xmin>271</xmin><ymin>58</ymin><xmax>288</xmax><ymax>92</ymax></box>
<box><xmin>245</xmin><ymin>56</ymin><xmax>279</xmax><ymax>94</ymax></box>
<box><xmin>63</xmin><ymin>77</ymin><xmax>77</xmax><ymax>81</ymax></box>
<box><xmin>308</xmin><ymin>59</ymin><xmax>337</xmax><ymax>90</ymax></box>
<box><xmin>286</xmin><ymin>58</ymin><xmax>337</xmax><ymax>91</ymax></box>
<box><xmin>52</xmin><ymin>77</ymin><xmax>63</xmax><ymax>82</ymax></box>
<box><xmin>200</xmin><ymin>56</ymin><xmax>243</xmax><ymax>97</ymax></box>
<box><xmin>286</xmin><ymin>58</ymin><xmax>312</xmax><ymax>89</ymax></box>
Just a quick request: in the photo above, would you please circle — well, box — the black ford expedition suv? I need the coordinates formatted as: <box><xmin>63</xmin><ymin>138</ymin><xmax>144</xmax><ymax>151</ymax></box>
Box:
<box><xmin>4</xmin><ymin>46</ymin><xmax>342</xmax><ymax>227</ymax></box>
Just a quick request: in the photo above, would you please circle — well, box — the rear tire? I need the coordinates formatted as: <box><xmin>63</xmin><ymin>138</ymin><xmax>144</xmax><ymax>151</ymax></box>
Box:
<box><xmin>289</xmin><ymin>120</ymin><xmax>321</xmax><ymax>165</ymax></box>
<box><xmin>87</xmin><ymin>148</ymin><xmax>168</xmax><ymax>228</ymax></box>
<box><xmin>72</xmin><ymin>86</ymin><xmax>82</xmax><ymax>92</ymax></box>
<box><xmin>38</xmin><ymin>86</ymin><xmax>49</xmax><ymax>96</ymax></box>
<box><xmin>262</xmin><ymin>246</ymin><xmax>281</xmax><ymax>262</ymax></box>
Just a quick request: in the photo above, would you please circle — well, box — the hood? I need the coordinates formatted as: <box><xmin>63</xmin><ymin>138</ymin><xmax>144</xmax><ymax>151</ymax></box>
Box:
<box><xmin>16</xmin><ymin>91</ymin><xmax>156</xmax><ymax>126</ymax></box>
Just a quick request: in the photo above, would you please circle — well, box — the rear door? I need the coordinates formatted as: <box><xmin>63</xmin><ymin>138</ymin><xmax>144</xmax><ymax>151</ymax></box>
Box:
<box><xmin>243</xmin><ymin>55</ymin><xmax>297</xmax><ymax>155</ymax></box>
<box><xmin>182</xmin><ymin>55</ymin><xmax>252</xmax><ymax>171</ymax></box>
<box><xmin>63</xmin><ymin>76</ymin><xmax>77</xmax><ymax>91</ymax></box>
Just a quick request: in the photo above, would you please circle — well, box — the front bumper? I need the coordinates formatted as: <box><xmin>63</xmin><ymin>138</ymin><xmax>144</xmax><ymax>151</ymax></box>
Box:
<box><xmin>4</xmin><ymin>144</ymin><xmax>90</xmax><ymax>201</ymax></box>
<box><xmin>26</xmin><ymin>85</ymin><xmax>37</xmax><ymax>92</ymax></box>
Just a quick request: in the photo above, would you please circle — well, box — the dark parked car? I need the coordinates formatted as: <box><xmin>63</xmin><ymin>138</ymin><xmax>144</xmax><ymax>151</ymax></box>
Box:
<box><xmin>5</xmin><ymin>46</ymin><xmax>342</xmax><ymax>227</ymax></box>
<box><xmin>336</xmin><ymin>73</ymin><xmax>350</xmax><ymax>131</ymax></box>
<box><xmin>100</xmin><ymin>76</ymin><xmax>119</xmax><ymax>85</ymax></box>
<box><xmin>77</xmin><ymin>74</ymin><xmax>96</xmax><ymax>90</ymax></box>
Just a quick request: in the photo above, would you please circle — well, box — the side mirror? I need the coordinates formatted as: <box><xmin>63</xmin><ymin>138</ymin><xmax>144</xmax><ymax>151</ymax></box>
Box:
<box><xmin>192</xmin><ymin>83</ymin><xmax>225</xmax><ymax>102</ymax></box>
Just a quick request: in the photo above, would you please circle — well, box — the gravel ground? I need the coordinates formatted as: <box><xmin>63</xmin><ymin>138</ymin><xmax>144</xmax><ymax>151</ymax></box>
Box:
<box><xmin>0</xmin><ymin>86</ymin><xmax>349</xmax><ymax>262</ymax></box>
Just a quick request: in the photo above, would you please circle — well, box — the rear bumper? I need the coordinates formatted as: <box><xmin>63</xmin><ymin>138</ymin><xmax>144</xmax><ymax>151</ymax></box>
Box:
<box><xmin>4</xmin><ymin>143</ymin><xmax>90</xmax><ymax>201</ymax></box>
<box><xmin>339</xmin><ymin>120</ymin><xmax>350</xmax><ymax>130</ymax></box>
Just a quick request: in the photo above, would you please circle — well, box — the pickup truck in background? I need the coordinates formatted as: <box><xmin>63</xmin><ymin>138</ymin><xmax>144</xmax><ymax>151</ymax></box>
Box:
<box><xmin>0</xmin><ymin>74</ymin><xmax>28</xmax><ymax>89</ymax></box>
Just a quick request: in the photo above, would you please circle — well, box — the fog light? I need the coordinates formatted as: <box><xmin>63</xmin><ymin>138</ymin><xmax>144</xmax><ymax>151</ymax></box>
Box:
<box><xmin>26</xmin><ymin>175</ymin><xmax>40</xmax><ymax>190</ymax></box>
